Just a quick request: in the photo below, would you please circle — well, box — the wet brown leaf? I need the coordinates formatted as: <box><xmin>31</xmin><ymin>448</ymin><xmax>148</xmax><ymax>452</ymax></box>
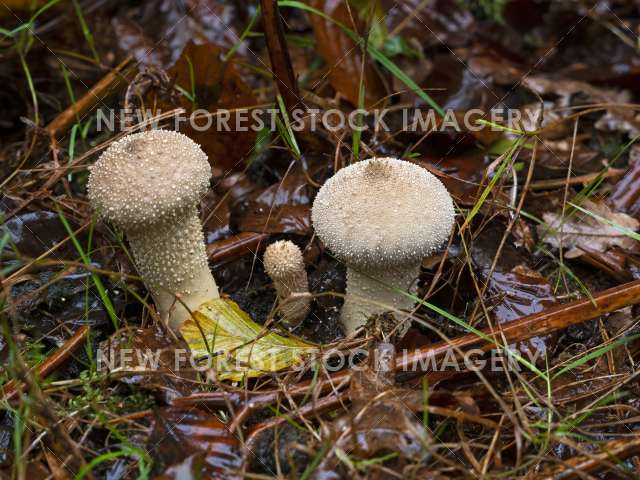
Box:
<box><xmin>521</xmin><ymin>75</ymin><xmax>640</xmax><ymax>136</ymax></box>
<box><xmin>231</xmin><ymin>173</ymin><xmax>314</xmax><ymax>235</ymax></box>
<box><xmin>418</xmin><ymin>153</ymin><xmax>487</xmax><ymax>206</ymax></box>
<box><xmin>386</xmin><ymin>0</ymin><xmax>474</xmax><ymax>50</ymax></box>
<box><xmin>111</xmin><ymin>1</ymin><xmax>246</xmax><ymax>68</ymax></box>
<box><xmin>308</xmin><ymin>0</ymin><xmax>387</xmax><ymax>108</ymax></box>
<box><xmin>111</xmin><ymin>1</ymin><xmax>195</xmax><ymax>67</ymax></box>
<box><xmin>312</xmin><ymin>344</ymin><xmax>430</xmax><ymax>477</ymax></box>
<box><xmin>579</xmin><ymin>247</ymin><xmax>636</xmax><ymax>282</ymax></box>
<box><xmin>98</xmin><ymin>328</ymin><xmax>196</xmax><ymax>403</ymax></box>
<box><xmin>152</xmin><ymin>41</ymin><xmax>257</xmax><ymax>171</ymax></box>
<box><xmin>472</xmin><ymin>223</ymin><xmax>558</xmax><ymax>360</ymax></box>
<box><xmin>2</xmin><ymin>210</ymin><xmax>78</xmax><ymax>259</ymax></box>
<box><xmin>486</xmin><ymin>265</ymin><xmax>558</xmax><ymax>361</ymax></box>
<box><xmin>148</xmin><ymin>407</ymin><xmax>241</xmax><ymax>479</ymax></box>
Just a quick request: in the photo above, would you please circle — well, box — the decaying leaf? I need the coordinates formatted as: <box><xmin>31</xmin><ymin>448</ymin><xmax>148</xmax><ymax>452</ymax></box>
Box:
<box><xmin>231</xmin><ymin>172</ymin><xmax>314</xmax><ymax>235</ymax></box>
<box><xmin>180</xmin><ymin>298</ymin><xmax>317</xmax><ymax>381</ymax></box>
<box><xmin>521</xmin><ymin>76</ymin><xmax>640</xmax><ymax>136</ymax></box>
<box><xmin>146</xmin><ymin>41</ymin><xmax>257</xmax><ymax>171</ymax></box>
<box><xmin>148</xmin><ymin>407</ymin><xmax>242</xmax><ymax>479</ymax></box>
<box><xmin>610</xmin><ymin>144</ymin><xmax>640</xmax><ymax>218</ymax></box>
<box><xmin>538</xmin><ymin>200</ymin><xmax>640</xmax><ymax>258</ymax></box>
<box><xmin>311</xmin><ymin>343</ymin><xmax>431</xmax><ymax>477</ymax></box>
<box><xmin>308</xmin><ymin>0</ymin><xmax>387</xmax><ymax>107</ymax></box>
<box><xmin>472</xmin><ymin>224</ymin><xmax>558</xmax><ymax>362</ymax></box>
<box><xmin>98</xmin><ymin>328</ymin><xmax>197</xmax><ymax>403</ymax></box>
<box><xmin>485</xmin><ymin>265</ymin><xmax>558</xmax><ymax>361</ymax></box>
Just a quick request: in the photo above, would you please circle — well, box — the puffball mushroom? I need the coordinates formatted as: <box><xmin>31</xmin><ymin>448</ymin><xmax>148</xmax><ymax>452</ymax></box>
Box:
<box><xmin>311</xmin><ymin>157</ymin><xmax>455</xmax><ymax>337</ymax></box>
<box><xmin>88</xmin><ymin>129</ymin><xmax>219</xmax><ymax>330</ymax></box>
<box><xmin>263</xmin><ymin>240</ymin><xmax>311</xmax><ymax>328</ymax></box>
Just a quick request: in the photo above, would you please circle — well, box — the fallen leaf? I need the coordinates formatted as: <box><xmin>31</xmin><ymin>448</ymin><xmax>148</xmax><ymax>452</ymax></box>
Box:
<box><xmin>610</xmin><ymin>144</ymin><xmax>640</xmax><ymax>218</ymax></box>
<box><xmin>538</xmin><ymin>199</ymin><xmax>640</xmax><ymax>258</ymax></box>
<box><xmin>472</xmin><ymin>224</ymin><xmax>558</xmax><ymax>361</ymax></box>
<box><xmin>231</xmin><ymin>172</ymin><xmax>314</xmax><ymax>235</ymax></box>
<box><xmin>148</xmin><ymin>407</ymin><xmax>242</xmax><ymax>479</ymax></box>
<box><xmin>485</xmin><ymin>265</ymin><xmax>558</xmax><ymax>361</ymax></box>
<box><xmin>308</xmin><ymin>0</ymin><xmax>387</xmax><ymax>108</ymax></box>
<box><xmin>98</xmin><ymin>327</ymin><xmax>196</xmax><ymax>403</ymax></box>
<box><xmin>417</xmin><ymin>152</ymin><xmax>488</xmax><ymax>206</ymax></box>
<box><xmin>180</xmin><ymin>298</ymin><xmax>317</xmax><ymax>381</ymax></box>
<box><xmin>2</xmin><ymin>210</ymin><xmax>78</xmax><ymax>259</ymax></box>
<box><xmin>148</xmin><ymin>41</ymin><xmax>257</xmax><ymax>171</ymax></box>
<box><xmin>521</xmin><ymin>75</ymin><xmax>640</xmax><ymax>136</ymax></box>
<box><xmin>311</xmin><ymin>343</ymin><xmax>430</xmax><ymax>477</ymax></box>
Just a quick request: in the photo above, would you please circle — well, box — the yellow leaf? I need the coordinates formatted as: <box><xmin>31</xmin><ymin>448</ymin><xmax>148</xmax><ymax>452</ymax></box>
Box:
<box><xmin>180</xmin><ymin>298</ymin><xmax>317</xmax><ymax>381</ymax></box>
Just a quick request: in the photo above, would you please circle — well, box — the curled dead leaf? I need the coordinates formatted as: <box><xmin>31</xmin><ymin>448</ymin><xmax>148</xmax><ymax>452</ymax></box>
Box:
<box><xmin>538</xmin><ymin>200</ymin><xmax>640</xmax><ymax>258</ymax></box>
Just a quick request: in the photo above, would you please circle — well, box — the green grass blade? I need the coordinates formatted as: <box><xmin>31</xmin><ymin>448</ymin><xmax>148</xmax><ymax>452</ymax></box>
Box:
<box><xmin>553</xmin><ymin>334</ymin><xmax>640</xmax><ymax>379</ymax></box>
<box><xmin>278</xmin><ymin>0</ymin><xmax>444</xmax><ymax>116</ymax></box>
<box><xmin>224</xmin><ymin>6</ymin><xmax>261</xmax><ymax>62</ymax></box>
<box><xmin>568</xmin><ymin>202</ymin><xmax>640</xmax><ymax>241</ymax></box>
<box><xmin>300</xmin><ymin>442</ymin><xmax>330</xmax><ymax>480</ymax></box>
<box><xmin>462</xmin><ymin>136</ymin><xmax>523</xmax><ymax>229</ymax></box>
<box><xmin>71</xmin><ymin>0</ymin><xmax>100</xmax><ymax>63</ymax></box>
<box><xmin>57</xmin><ymin>211</ymin><xmax>119</xmax><ymax>329</ymax></box>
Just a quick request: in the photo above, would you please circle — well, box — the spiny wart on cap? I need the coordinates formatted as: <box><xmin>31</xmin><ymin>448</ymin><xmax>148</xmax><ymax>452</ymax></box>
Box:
<box><xmin>311</xmin><ymin>157</ymin><xmax>455</xmax><ymax>337</ymax></box>
<box><xmin>88</xmin><ymin>129</ymin><xmax>211</xmax><ymax>230</ymax></box>
<box><xmin>263</xmin><ymin>240</ymin><xmax>311</xmax><ymax>328</ymax></box>
<box><xmin>87</xmin><ymin>129</ymin><xmax>219</xmax><ymax>330</ymax></box>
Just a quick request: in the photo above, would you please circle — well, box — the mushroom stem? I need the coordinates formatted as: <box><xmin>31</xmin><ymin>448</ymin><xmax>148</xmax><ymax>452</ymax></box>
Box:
<box><xmin>311</xmin><ymin>157</ymin><xmax>455</xmax><ymax>338</ymax></box>
<box><xmin>341</xmin><ymin>263</ymin><xmax>419</xmax><ymax>336</ymax></box>
<box><xmin>263</xmin><ymin>240</ymin><xmax>311</xmax><ymax>328</ymax></box>
<box><xmin>126</xmin><ymin>207</ymin><xmax>219</xmax><ymax>328</ymax></box>
<box><xmin>87</xmin><ymin>129</ymin><xmax>220</xmax><ymax>331</ymax></box>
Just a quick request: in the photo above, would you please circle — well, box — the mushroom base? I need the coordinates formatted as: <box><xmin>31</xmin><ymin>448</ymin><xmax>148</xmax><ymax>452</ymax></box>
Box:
<box><xmin>127</xmin><ymin>209</ymin><xmax>219</xmax><ymax>329</ymax></box>
<box><xmin>274</xmin><ymin>271</ymin><xmax>311</xmax><ymax>329</ymax></box>
<box><xmin>341</xmin><ymin>263</ymin><xmax>420</xmax><ymax>337</ymax></box>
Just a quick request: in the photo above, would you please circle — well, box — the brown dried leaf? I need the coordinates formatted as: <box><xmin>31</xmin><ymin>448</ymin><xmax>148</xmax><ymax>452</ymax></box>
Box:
<box><xmin>538</xmin><ymin>199</ymin><xmax>640</xmax><ymax>258</ymax></box>
<box><xmin>308</xmin><ymin>0</ymin><xmax>386</xmax><ymax>107</ymax></box>
<box><xmin>98</xmin><ymin>328</ymin><xmax>196</xmax><ymax>403</ymax></box>
<box><xmin>610</xmin><ymin>144</ymin><xmax>640</xmax><ymax>218</ymax></box>
<box><xmin>521</xmin><ymin>75</ymin><xmax>640</xmax><ymax>136</ymax></box>
<box><xmin>313</xmin><ymin>344</ymin><xmax>430</xmax><ymax>477</ymax></box>
<box><xmin>153</xmin><ymin>41</ymin><xmax>257</xmax><ymax>171</ymax></box>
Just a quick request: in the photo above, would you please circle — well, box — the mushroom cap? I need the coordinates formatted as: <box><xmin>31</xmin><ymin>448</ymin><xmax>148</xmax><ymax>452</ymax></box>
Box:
<box><xmin>88</xmin><ymin>130</ymin><xmax>211</xmax><ymax>229</ymax></box>
<box><xmin>264</xmin><ymin>240</ymin><xmax>305</xmax><ymax>279</ymax></box>
<box><xmin>311</xmin><ymin>157</ymin><xmax>455</xmax><ymax>267</ymax></box>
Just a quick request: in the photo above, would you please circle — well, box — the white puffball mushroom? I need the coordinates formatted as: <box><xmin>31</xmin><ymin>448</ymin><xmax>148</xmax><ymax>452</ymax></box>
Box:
<box><xmin>263</xmin><ymin>240</ymin><xmax>311</xmax><ymax>328</ymax></box>
<box><xmin>88</xmin><ymin>129</ymin><xmax>219</xmax><ymax>330</ymax></box>
<box><xmin>311</xmin><ymin>157</ymin><xmax>455</xmax><ymax>337</ymax></box>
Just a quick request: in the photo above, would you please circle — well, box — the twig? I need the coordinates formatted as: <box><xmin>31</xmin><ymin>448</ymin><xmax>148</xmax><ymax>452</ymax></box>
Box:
<box><xmin>2</xmin><ymin>325</ymin><xmax>90</xmax><ymax>401</ymax></box>
<box><xmin>542</xmin><ymin>436</ymin><xmax>640</xmax><ymax>479</ymax></box>
<box><xmin>527</xmin><ymin>168</ymin><xmax>626</xmax><ymax>190</ymax></box>
<box><xmin>46</xmin><ymin>56</ymin><xmax>133</xmax><ymax>138</ymax></box>
<box><xmin>398</xmin><ymin>279</ymin><xmax>640</xmax><ymax>371</ymax></box>
<box><xmin>174</xmin><ymin>279</ymin><xmax>640</xmax><ymax>417</ymax></box>
<box><xmin>206</xmin><ymin>232</ymin><xmax>270</xmax><ymax>266</ymax></box>
<box><xmin>260</xmin><ymin>0</ymin><xmax>300</xmax><ymax>114</ymax></box>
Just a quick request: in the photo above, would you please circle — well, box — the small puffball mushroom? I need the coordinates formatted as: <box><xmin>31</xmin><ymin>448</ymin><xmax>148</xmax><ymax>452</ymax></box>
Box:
<box><xmin>311</xmin><ymin>157</ymin><xmax>455</xmax><ymax>337</ymax></box>
<box><xmin>263</xmin><ymin>240</ymin><xmax>311</xmax><ymax>328</ymax></box>
<box><xmin>88</xmin><ymin>129</ymin><xmax>219</xmax><ymax>330</ymax></box>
